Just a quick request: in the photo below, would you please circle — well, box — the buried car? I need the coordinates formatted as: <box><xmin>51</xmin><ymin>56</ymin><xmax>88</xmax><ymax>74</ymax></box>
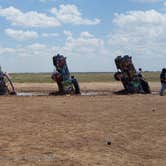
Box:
<box><xmin>114</xmin><ymin>55</ymin><xmax>151</xmax><ymax>94</ymax></box>
<box><xmin>0</xmin><ymin>67</ymin><xmax>16</xmax><ymax>95</ymax></box>
<box><xmin>51</xmin><ymin>54</ymin><xmax>80</xmax><ymax>95</ymax></box>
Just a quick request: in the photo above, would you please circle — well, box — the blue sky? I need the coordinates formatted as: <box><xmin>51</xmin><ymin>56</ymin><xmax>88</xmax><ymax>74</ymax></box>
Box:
<box><xmin>0</xmin><ymin>0</ymin><xmax>166</xmax><ymax>72</ymax></box>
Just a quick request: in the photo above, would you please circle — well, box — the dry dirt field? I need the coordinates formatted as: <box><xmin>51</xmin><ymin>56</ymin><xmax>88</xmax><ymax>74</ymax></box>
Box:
<box><xmin>0</xmin><ymin>82</ymin><xmax>166</xmax><ymax>166</ymax></box>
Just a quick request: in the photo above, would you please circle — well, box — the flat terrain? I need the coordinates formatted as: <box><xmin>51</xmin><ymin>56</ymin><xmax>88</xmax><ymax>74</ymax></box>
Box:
<box><xmin>0</xmin><ymin>82</ymin><xmax>165</xmax><ymax>166</ymax></box>
<box><xmin>11</xmin><ymin>72</ymin><xmax>160</xmax><ymax>83</ymax></box>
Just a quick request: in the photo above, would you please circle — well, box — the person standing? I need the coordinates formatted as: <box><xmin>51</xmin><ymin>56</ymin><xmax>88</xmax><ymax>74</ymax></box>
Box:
<box><xmin>160</xmin><ymin>68</ymin><xmax>166</xmax><ymax>96</ymax></box>
<box><xmin>138</xmin><ymin>68</ymin><xmax>144</xmax><ymax>78</ymax></box>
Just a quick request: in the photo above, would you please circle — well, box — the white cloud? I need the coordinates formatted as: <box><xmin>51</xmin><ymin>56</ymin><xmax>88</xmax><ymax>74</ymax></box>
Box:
<box><xmin>63</xmin><ymin>30</ymin><xmax>73</xmax><ymax>41</ymax></box>
<box><xmin>80</xmin><ymin>32</ymin><xmax>94</xmax><ymax>38</ymax></box>
<box><xmin>0</xmin><ymin>46</ymin><xmax>15</xmax><ymax>55</ymax></box>
<box><xmin>113</xmin><ymin>10</ymin><xmax>166</xmax><ymax>27</ymax></box>
<box><xmin>0</xmin><ymin>32</ymin><xmax>105</xmax><ymax>58</ymax></box>
<box><xmin>50</xmin><ymin>4</ymin><xmax>100</xmax><ymax>25</ymax></box>
<box><xmin>0</xmin><ymin>43</ymin><xmax>59</xmax><ymax>72</ymax></box>
<box><xmin>130</xmin><ymin>0</ymin><xmax>162</xmax><ymax>3</ymax></box>
<box><xmin>39</xmin><ymin>0</ymin><xmax>51</xmax><ymax>2</ymax></box>
<box><xmin>108</xmin><ymin>9</ymin><xmax>166</xmax><ymax>70</ymax></box>
<box><xmin>42</xmin><ymin>33</ymin><xmax>59</xmax><ymax>37</ymax></box>
<box><xmin>5</xmin><ymin>29</ymin><xmax>38</xmax><ymax>41</ymax></box>
<box><xmin>0</xmin><ymin>43</ymin><xmax>57</xmax><ymax>57</ymax></box>
<box><xmin>64</xmin><ymin>30</ymin><xmax>72</xmax><ymax>37</ymax></box>
<box><xmin>61</xmin><ymin>31</ymin><xmax>105</xmax><ymax>56</ymax></box>
<box><xmin>0</xmin><ymin>5</ymin><xmax>100</xmax><ymax>28</ymax></box>
<box><xmin>0</xmin><ymin>6</ymin><xmax>60</xmax><ymax>28</ymax></box>
<box><xmin>0</xmin><ymin>31</ymin><xmax>109</xmax><ymax>72</ymax></box>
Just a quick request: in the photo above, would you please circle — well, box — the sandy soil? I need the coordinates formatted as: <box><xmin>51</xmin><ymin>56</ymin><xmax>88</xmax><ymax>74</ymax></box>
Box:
<box><xmin>0</xmin><ymin>82</ymin><xmax>165</xmax><ymax>166</ymax></box>
<box><xmin>14</xmin><ymin>82</ymin><xmax>161</xmax><ymax>93</ymax></box>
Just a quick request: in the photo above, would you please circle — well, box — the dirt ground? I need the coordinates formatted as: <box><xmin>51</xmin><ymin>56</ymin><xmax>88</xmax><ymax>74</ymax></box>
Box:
<box><xmin>0</xmin><ymin>82</ymin><xmax>165</xmax><ymax>166</ymax></box>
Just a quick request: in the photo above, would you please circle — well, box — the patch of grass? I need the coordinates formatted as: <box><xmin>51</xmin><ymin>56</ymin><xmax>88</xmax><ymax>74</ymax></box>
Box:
<box><xmin>143</xmin><ymin>72</ymin><xmax>160</xmax><ymax>82</ymax></box>
<box><xmin>11</xmin><ymin>73</ymin><xmax>53</xmax><ymax>83</ymax></box>
<box><xmin>71</xmin><ymin>73</ymin><xmax>114</xmax><ymax>82</ymax></box>
<box><xmin>10</xmin><ymin>72</ymin><xmax>160</xmax><ymax>83</ymax></box>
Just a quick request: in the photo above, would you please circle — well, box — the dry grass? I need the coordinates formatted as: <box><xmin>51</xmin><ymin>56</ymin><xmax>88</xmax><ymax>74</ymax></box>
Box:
<box><xmin>10</xmin><ymin>72</ymin><xmax>160</xmax><ymax>83</ymax></box>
